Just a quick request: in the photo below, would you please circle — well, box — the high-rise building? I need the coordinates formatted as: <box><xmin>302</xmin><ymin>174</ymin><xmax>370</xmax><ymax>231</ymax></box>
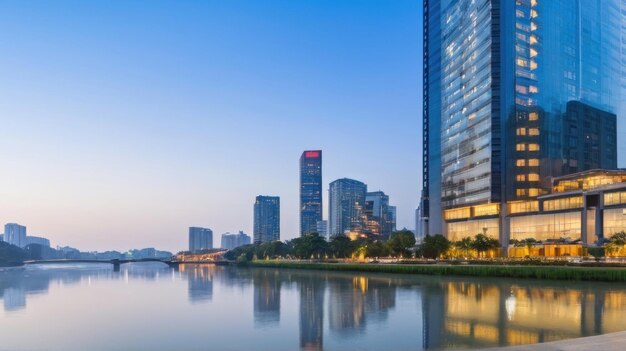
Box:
<box><xmin>329</xmin><ymin>178</ymin><xmax>367</xmax><ymax>237</ymax></box>
<box><xmin>4</xmin><ymin>223</ymin><xmax>26</xmax><ymax>248</ymax></box>
<box><xmin>254</xmin><ymin>195</ymin><xmax>280</xmax><ymax>243</ymax></box>
<box><xmin>421</xmin><ymin>0</ymin><xmax>623</xmax><ymax>245</ymax></box>
<box><xmin>221</xmin><ymin>231</ymin><xmax>252</xmax><ymax>250</ymax></box>
<box><xmin>189</xmin><ymin>227</ymin><xmax>213</xmax><ymax>253</ymax></box>
<box><xmin>316</xmin><ymin>220</ymin><xmax>328</xmax><ymax>239</ymax></box>
<box><xmin>364</xmin><ymin>191</ymin><xmax>394</xmax><ymax>239</ymax></box>
<box><xmin>300</xmin><ymin>150</ymin><xmax>322</xmax><ymax>236</ymax></box>
<box><xmin>388</xmin><ymin>206</ymin><xmax>397</xmax><ymax>233</ymax></box>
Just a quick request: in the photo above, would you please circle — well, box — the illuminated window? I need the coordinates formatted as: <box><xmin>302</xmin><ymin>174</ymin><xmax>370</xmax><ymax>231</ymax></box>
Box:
<box><xmin>529</xmin><ymin>35</ymin><xmax>538</xmax><ymax>44</ymax></box>
<box><xmin>528</xmin><ymin>173</ymin><xmax>540</xmax><ymax>181</ymax></box>
<box><xmin>529</xmin><ymin>112</ymin><xmax>539</xmax><ymax>121</ymax></box>
<box><xmin>516</xmin><ymin>143</ymin><xmax>526</xmax><ymax>151</ymax></box>
<box><xmin>516</xmin><ymin>58</ymin><xmax>528</xmax><ymax>67</ymax></box>
<box><xmin>529</xmin><ymin>85</ymin><xmax>539</xmax><ymax>93</ymax></box>
<box><xmin>529</xmin><ymin>48</ymin><xmax>538</xmax><ymax>57</ymax></box>
<box><xmin>528</xmin><ymin>159</ymin><xmax>539</xmax><ymax>166</ymax></box>
<box><xmin>530</xmin><ymin>22</ymin><xmax>537</xmax><ymax>31</ymax></box>
<box><xmin>528</xmin><ymin>128</ymin><xmax>539</xmax><ymax>136</ymax></box>
<box><xmin>516</xmin><ymin>85</ymin><xmax>528</xmax><ymax>94</ymax></box>
<box><xmin>517</xmin><ymin>160</ymin><xmax>526</xmax><ymax>167</ymax></box>
<box><xmin>530</xmin><ymin>10</ymin><xmax>538</xmax><ymax>19</ymax></box>
<box><xmin>530</xmin><ymin>60</ymin><xmax>538</xmax><ymax>70</ymax></box>
<box><xmin>605</xmin><ymin>192</ymin><xmax>626</xmax><ymax>206</ymax></box>
<box><xmin>528</xmin><ymin>188</ymin><xmax>540</xmax><ymax>197</ymax></box>
<box><xmin>508</xmin><ymin>201</ymin><xmax>539</xmax><ymax>214</ymax></box>
<box><xmin>528</xmin><ymin>143</ymin><xmax>540</xmax><ymax>151</ymax></box>
<box><xmin>517</xmin><ymin>189</ymin><xmax>528</xmax><ymax>196</ymax></box>
<box><xmin>516</xmin><ymin>174</ymin><xmax>526</xmax><ymax>182</ymax></box>
<box><xmin>444</xmin><ymin>207</ymin><xmax>471</xmax><ymax>220</ymax></box>
<box><xmin>543</xmin><ymin>196</ymin><xmax>583</xmax><ymax>211</ymax></box>
<box><xmin>516</xmin><ymin>128</ymin><xmax>526</xmax><ymax>136</ymax></box>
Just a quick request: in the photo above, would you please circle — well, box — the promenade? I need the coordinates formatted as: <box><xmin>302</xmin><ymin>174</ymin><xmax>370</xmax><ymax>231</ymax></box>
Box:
<box><xmin>488</xmin><ymin>331</ymin><xmax>626</xmax><ymax>350</ymax></box>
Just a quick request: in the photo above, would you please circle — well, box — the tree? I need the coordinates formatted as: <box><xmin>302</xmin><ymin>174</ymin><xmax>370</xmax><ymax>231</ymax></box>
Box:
<box><xmin>454</xmin><ymin>237</ymin><xmax>473</xmax><ymax>258</ymax></box>
<box><xmin>0</xmin><ymin>241</ymin><xmax>26</xmax><ymax>267</ymax></box>
<box><xmin>291</xmin><ymin>233</ymin><xmax>328</xmax><ymax>259</ymax></box>
<box><xmin>328</xmin><ymin>235</ymin><xmax>357</xmax><ymax>258</ymax></box>
<box><xmin>471</xmin><ymin>234</ymin><xmax>500</xmax><ymax>258</ymax></box>
<box><xmin>386</xmin><ymin>230</ymin><xmax>417</xmax><ymax>258</ymax></box>
<box><xmin>418</xmin><ymin>234</ymin><xmax>450</xmax><ymax>259</ymax></box>
<box><xmin>609</xmin><ymin>231</ymin><xmax>626</xmax><ymax>245</ymax></box>
<box><xmin>365</xmin><ymin>240</ymin><xmax>389</xmax><ymax>258</ymax></box>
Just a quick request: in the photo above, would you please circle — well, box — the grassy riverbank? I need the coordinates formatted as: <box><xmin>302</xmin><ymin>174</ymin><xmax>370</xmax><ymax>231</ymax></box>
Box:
<box><xmin>249</xmin><ymin>260</ymin><xmax>626</xmax><ymax>282</ymax></box>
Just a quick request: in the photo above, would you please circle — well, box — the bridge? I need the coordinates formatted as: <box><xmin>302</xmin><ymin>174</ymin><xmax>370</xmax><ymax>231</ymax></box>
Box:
<box><xmin>23</xmin><ymin>258</ymin><xmax>181</xmax><ymax>271</ymax></box>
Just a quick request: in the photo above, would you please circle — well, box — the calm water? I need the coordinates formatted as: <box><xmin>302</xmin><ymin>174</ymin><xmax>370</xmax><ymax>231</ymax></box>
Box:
<box><xmin>2</xmin><ymin>264</ymin><xmax>626</xmax><ymax>350</ymax></box>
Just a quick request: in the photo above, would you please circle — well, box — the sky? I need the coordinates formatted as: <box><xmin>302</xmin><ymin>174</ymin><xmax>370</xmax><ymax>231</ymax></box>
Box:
<box><xmin>0</xmin><ymin>1</ymin><xmax>423</xmax><ymax>252</ymax></box>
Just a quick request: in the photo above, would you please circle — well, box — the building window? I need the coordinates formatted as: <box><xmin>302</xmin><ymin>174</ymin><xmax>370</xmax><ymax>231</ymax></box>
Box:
<box><xmin>528</xmin><ymin>128</ymin><xmax>540</xmax><ymax>136</ymax></box>
<box><xmin>516</xmin><ymin>144</ymin><xmax>526</xmax><ymax>151</ymax></box>
<box><xmin>517</xmin><ymin>160</ymin><xmax>526</xmax><ymax>167</ymax></box>
<box><xmin>528</xmin><ymin>173</ymin><xmax>540</xmax><ymax>182</ymax></box>
<box><xmin>529</xmin><ymin>112</ymin><xmax>539</xmax><ymax>121</ymax></box>
<box><xmin>528</xmin><ymin>143</ymin><xmax>540</xmax><ymax>151</ymax></box>
<box><xmin>528</xmin><ymin>159</ymin><xmax>539</xmax><ymax>167</ymax></box>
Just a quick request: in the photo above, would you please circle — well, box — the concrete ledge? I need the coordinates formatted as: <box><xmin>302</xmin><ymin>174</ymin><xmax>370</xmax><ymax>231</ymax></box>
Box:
<box><xmin>485</xmin><ymin>331</ymin><xmax>626</xmax><ymax>350</ymax></box>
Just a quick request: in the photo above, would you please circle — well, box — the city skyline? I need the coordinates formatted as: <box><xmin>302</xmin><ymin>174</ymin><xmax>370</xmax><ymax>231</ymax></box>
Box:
<box><xmin>0</xmin><ymin>1</ymin><xmax>423</xmax><ymax>252</ymax></box>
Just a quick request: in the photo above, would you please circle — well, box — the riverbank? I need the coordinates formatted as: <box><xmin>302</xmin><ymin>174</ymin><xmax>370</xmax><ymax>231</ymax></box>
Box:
<box><xmin>249</xmin><ymin>260</ymin><xmax>626</xmax><ymax>282</ymax></box>
<box><xmin>487</xmin><ymin>330</ymin><xmax>626</xmax><ymax>350</ymax></box>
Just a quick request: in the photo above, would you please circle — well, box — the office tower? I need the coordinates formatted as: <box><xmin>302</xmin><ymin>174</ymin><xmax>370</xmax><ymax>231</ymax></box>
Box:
<box><xmin>420</xmin><ymin>0</ymin><xmax>623</xmax><ymax>244</ymax></box>
<box><xmin>300</xmin><ymin>150</ymin><xmax>322</xmax><ymax>235</ymax></box>
<box><xmin>254</xmin><ymin>195</ymin><xmax>280</xmax><ymax>243</ymax></box>
<box><xmin>25</xmin><ymin>236</ymin><xmax>50</xmax><ymax>248</ymax></box>
<box><xmin>316</xmin><ymin>220</ymin><xmax>328</xmax><ymax>239</ymax></box>
<box><xmin>364</xmin><ymin>191</ymin><xmax>392</xmax><ymax>238</ymax></box>
<box><xmin>388</xmin><ymin>206</ymin><xmax>397</xmax><ymax>233</ymax></box>
<box><xmin>189</xmin><ymin>227</ymin><xmax>213</xmax><ymax>253</ymax></box>
<box><xmin>4</xmin><ymin>223</ymin><xmax>26</xmax><ymax>248</ymax></box>
<box><xmin>220</xmin><ymin>231</ymin><xmax>251</xmax><ymax>250</ymax></box>
<box><xmin>328</xmin><ymin>178</ymin><xmax>367</xmax><ymax>237</ymax></box>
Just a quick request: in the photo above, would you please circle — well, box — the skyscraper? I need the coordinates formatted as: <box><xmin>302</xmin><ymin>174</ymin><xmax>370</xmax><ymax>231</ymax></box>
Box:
<box><xmin>329</xmin><ymin>178</ymin><xmax>367</xmax><ymax>237</ymax></box>
<box><xmin>4</xmin><ymin>223</ymin><xmax>26</xmax><ymax>248</ymax></box>
<box><xmin>364</xmin><ymin>191</ymin><xmax>393</xmax><ymax>239</ymax></box>
<box><xmin>220</xmin><ymin>231</ymin><xmax>252</xmax><ymax>250</ymax></box>
<box><xmin>421</xmin><ymin>0</ymin><xmax>623</xmax><ymax>244</ymax></box>
<box><xmin>300</xmin><ymin>150</ymin><xmax>322</xmax><ymax>236</ymax></box>
<box><xmin>188</xmin><ymin>227</ymin><xmax>213</xmax><ymax>253</ymax></box>
<box><xmin>254</xmin><ymin>195</ymin><xmax>280</xmax><ymax>243</ymax></box>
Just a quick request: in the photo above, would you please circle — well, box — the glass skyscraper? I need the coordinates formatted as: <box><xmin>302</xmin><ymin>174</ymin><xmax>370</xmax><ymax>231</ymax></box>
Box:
<box><xmin>254</xmin><ymin>195</ymin><xmax>280</xmax><ymax>244</ymax></box>
<box><xmin>421</xmin><ymin>0</ymin><xmax>623</xmax><ymax>244</ymax></box>
<box><xmin>188</xmin><ymin>227</ymin><xmax>213</xmax><ymax>253</ymax></box>
<box><xmin>328</xmin><ymin>178</ymin><xmax>367</xmax><ymax>237</ymax></box>
<box><xmin>300</xmin><ymin>150</ymin><xmax>323</xmax><ymax>236</ymax></box>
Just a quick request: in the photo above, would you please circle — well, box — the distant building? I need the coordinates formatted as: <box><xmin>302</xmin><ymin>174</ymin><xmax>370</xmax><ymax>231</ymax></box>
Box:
<box><xmin>0</xmin><ymin>234</ymin><xmax>3</xmax><ymax>242</ymax></box>
<box><xmin>388</xmin><ymin>206</ymin><xmax>397</xmax><ymax>233</ymax></box>
<box><xmin>316</xmin><ymin>220</ymin><xmax>328</xmax><ymax>239</ymax></box>
<box><xmin>329</xmin><ymin>178</ymin><xmax>367</xmax><ymax>237</ymax></box>
<box><xmin>300</xmin><ymin>150</ymin><xmax>323</xmax><ymax>236</ymax></box>
<box><xmin>4</xmin><ymin>223</ymin><xmax>26</xmax><ymax>248</ymax></box>
<box><xmin>221</xmin><ymin>231</ymin><xmax>251</xmax><ymax>250</ymax></box>
<box><xmin>26</xmin><ymin>236</ymin><xmax>50</xmax><ymax>248</ymax></box>
<box><xmin>189</xmin><ymin>227</ymin><xmax>213</xmax><ymax>253</ymax></box>
<box><xmin>254</xmin><ymin>196</ymin><xmax>280</xmax><ymax>243</ymax></box>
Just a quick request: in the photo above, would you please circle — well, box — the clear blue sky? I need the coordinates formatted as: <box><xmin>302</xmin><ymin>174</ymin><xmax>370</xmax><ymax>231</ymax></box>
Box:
<box><xmin>0</xmin><ymin>0</ymin><xmax>423</xmax><ymax>252</ymax></box>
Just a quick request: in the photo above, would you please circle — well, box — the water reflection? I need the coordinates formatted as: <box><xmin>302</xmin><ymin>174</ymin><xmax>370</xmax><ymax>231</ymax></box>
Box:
<box><xmin>2</xmin><ymin>264</ymin><xmax>626</xmax><ymax>350</ymax></box>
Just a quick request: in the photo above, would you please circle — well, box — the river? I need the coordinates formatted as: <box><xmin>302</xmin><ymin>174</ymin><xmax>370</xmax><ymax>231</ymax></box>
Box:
<box><xmin>2</xmin><ymin>263</ymin><xmax>626</xmax><ymax>350</ymax></box>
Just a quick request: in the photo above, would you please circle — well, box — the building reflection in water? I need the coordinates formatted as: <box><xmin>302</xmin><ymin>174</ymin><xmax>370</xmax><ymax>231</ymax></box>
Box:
<box><xmin>299</xmin><ymin>276</ymin><xmax>324</xmax><ymax>351</ymax></box>
<box><xmin>253</xmin><ymin>269</ymin><xmax>281</xmax><ymax>327</ymax></box>
<box><xmin>0</xmin><ymin>263</ymin><xmax>169</xmax><ymax>312</ymax></box>
<box><xmin>422</xmin><ymin>279</ymin><xmax>626</xmax><ymax>349</ymax></box>
<box><xmin>180</xmin><ymin>264</ymin><xmax>215</xmax><ymax>303</ymax></box>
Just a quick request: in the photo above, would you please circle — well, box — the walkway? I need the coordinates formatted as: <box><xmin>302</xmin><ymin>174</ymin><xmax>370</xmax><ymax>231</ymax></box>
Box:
<box><xmin>487</xmin><ymin>331</ymin><xmax>626</xmax><ymax>351</ymax></box>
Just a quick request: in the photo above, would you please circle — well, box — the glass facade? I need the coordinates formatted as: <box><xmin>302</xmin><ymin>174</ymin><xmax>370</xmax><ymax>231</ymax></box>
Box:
<box><xmin>439</xmin><ymin>0</ymin><xmax>494</xmax><ymax>209</ymax></box>
<box><xmin>300</xmin><ymin>150</ymin><xmax>322</xmax><ymax>236</ymax></box>
<box><xmin>254</xmin><ymin>196</ymin><xmax>280</xmax><ymax>244</ymax></box>
<box><xmin>604</xmin><ymin>208</ymin><xmax>626</xmax><ymax>237</ymax></box>
<box><xmin>422</xmin><ymin>0</ymin><xmax>623</xmax><ymax>242</ymax></box>
<box><xmin>328</xmin><ymin>178</ymin><xmax>367</xmax><ymax>237</ymax></box>
<box><xmin>446</xmin><ymin>218</ymin><xmax>500</xmax><ymax>242</ymax></box>
<box><xmin>509</xmin><ymin>212</ymin><xmax>581</xmax><ymax>242</ymax></box>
